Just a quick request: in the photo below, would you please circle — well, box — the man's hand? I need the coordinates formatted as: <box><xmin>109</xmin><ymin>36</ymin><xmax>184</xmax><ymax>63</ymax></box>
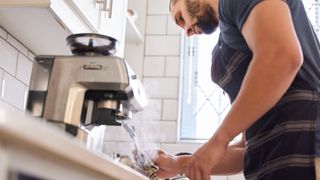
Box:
<box><xmin>152</xmin><ymin>149</ymin><xmax>191</xmax><ymax>179</ymax></box>
<box><xmin>152</xmin><ymin>132</ymin><xmax>245</xmax><ymax>179</ymax></box>
<box><xmin>185</xmin><ymin>134</ymin><xmax>229</xmax><ymax>180</ymax></box>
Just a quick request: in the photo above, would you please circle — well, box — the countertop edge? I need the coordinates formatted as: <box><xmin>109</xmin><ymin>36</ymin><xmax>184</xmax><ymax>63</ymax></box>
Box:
<box><xmin>0</xmin><ymin>102</ymin><xmax>148</xmax><ymax>180</ymax></box>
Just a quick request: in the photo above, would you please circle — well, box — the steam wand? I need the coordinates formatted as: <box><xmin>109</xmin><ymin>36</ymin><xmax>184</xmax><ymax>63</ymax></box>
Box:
<box><xmin>122</xmin><ymin>121</ymin><xmax>159</xmax><ymax>179</ymax></box>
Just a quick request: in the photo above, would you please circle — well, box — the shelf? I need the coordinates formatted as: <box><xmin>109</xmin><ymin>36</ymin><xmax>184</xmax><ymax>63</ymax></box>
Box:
<box><xmin>125</xmin><ymin>14</ymin><xmax>143</xmax><ymax>44</ymax></box>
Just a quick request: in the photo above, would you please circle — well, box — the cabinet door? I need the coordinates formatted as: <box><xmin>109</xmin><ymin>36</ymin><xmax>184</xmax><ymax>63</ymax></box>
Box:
<box><xmin>99</xmin><ymin>0</ymin><xmax>127</xmax><ymax>44</ymax></box>
<box><xmin>70</xmin><ymin>0</ymin><xmax>100</xmax><ymax>30</ymax></box>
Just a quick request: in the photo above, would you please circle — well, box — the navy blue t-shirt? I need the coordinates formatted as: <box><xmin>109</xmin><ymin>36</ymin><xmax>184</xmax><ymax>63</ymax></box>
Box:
<box><xmin>217</xmin><ymin>0</ymin><xmax>320</xmax><ymax>144</ymax></box>
<box><xmin>210</xmin><ymin>0</ymin><xmax>320</xmax><ymax>179</ymax></box>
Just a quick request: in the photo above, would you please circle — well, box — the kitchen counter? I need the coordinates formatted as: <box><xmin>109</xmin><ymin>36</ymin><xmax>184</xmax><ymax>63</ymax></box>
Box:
<box><xmin>0</xmin><ymin>101</ymin><xmax>148</xmax><ymax>180</ymax></box>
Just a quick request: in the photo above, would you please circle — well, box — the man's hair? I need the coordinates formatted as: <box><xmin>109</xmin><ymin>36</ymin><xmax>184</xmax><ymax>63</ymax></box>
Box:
<box><xmin>169</xmin><ymin>0</ymin><xmax>179</xmax><ymax>12</ymax></box>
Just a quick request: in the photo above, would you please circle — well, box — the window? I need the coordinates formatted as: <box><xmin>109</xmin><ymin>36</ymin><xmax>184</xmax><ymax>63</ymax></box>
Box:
<box><xmin>180</xmin><ymin>29</ymin><xmax>231</xmax><ymax>141</ymax></box>
<box><xmin>303</xmin><ymin>0</ymin><xmax>320</xmax><ymax>38</ymax></box>
<box><xmin>179</xmin><ymin>1</ymin><xmax>320</xmax><ymax>141</ymax></box>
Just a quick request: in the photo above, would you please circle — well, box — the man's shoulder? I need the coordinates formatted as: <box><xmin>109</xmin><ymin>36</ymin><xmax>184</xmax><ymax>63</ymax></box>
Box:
<box><xmin>219</xmin><ymin>0</ymin><xmax>250</xmax><ymax>16</ymax></box>
<box><xmin>219</xmin><ymin>0</ymin><xmax>264</xmax><ymax>28</ymax></box>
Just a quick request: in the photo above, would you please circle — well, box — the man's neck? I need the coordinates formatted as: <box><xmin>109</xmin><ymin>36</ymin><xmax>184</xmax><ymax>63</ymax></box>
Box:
<box><xmin>207</xmin><ymin>0</ymin><xmax>219</xmax><ymax>16</ymax></box>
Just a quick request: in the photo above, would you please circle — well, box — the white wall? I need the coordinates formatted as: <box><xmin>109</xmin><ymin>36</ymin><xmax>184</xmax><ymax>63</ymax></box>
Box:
<box><xmin>0</xmin><ymin>26</ymin><xmax>33</xmax><ymax>112</ymax></box>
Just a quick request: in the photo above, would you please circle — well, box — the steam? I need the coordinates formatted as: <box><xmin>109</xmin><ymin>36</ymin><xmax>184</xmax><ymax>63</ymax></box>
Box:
<box><xmin>143</xmin><ymin>148</ymin><xmax>160</xmax><ymax>162</ymax></box>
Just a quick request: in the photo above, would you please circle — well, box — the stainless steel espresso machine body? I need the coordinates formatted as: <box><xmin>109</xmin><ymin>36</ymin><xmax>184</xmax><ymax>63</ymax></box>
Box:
<box><xmin>26</xmin><ymin>34</ymin><xmax>147</xmax><ymax>144</ymax></box>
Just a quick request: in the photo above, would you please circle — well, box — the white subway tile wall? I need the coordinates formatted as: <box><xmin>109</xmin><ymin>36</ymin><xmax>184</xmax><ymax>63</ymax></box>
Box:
<box><xmin>16</xmin><ymin>53</ymin><xmax>32</xmax><ymax>85</ymax></box>
<box><xmin>133</xmin><ymin>99</ymin><xmax>162</xmax><ymax>121</ymax></box>
<box><xmin>0</xmin><ymin>26</ymin><xmax>33</xmax><ymax>111</ymax></box>
<box><xmin>27</xmin><ymin>51</ymin><xmax>35</xmax><ymax>62</ymax></box>
<box><xmin>167</xmin><ymin>15</ymin><xmax>182</xmax><ymax>35</ymax></box>
<box><xmin>0</xmin><ymin>37</ymin><xmax>18</xmax><ymax>75</ymax></box>
<box><xmin>0</xmin><ymin>69</ymin><xmax>3</xmax><ymax>95</ymax></box>
<box><xmin>143</xmin><ymin>56</ymin><xmax>165</xmax><ymax>76</ymax></box>
<box><xmin>165</xmin><ymin>56</ymin><xmax>180</xmax><ymax>77</ymax></box>
<box><xmin>146</xmin><ymin>15</ymin><xmax>167</xmax><ymax>35</ymax></box>
<box><xmin>162</xmin><ymin>99</ymin><xmax>178</xmax><ymax>121</ymax></box>
<box><xmin>147</xmin><ymin>0</ymin><xmax>170</xmax><ymax>14</ymax></box>
<box><xmin>0</xmin><ymin>28</ymin><xmax>6</xmax><ymax>39</ymax></box>
<box><xmin>1</xmin><ymin>73</ymin><xmax>28</xmax><ymax>110</ymax></box>
<box><xmin>7</xmin><ymin>34</ymin><xmax>28</xmax><ymax>56</ymax></box>
<box><xmin>134</xmin><ymin>120</ymin><xmax>177</xmax><ymax>143</ymax></box>
<box><xmin>143</xmin><ymin>77</ymin><xmax>179</xmax><ymax>98</ymax></box>
<box><xmin>145</xmin><ymin>35</ymin><xmax>180</xmax><ymax>55</ymax></box>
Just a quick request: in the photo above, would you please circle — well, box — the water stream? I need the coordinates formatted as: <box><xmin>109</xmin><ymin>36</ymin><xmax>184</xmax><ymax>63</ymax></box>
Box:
<box><xmin>121</xmin><ymin>121</ymin><xmax>158</xmax><ymax>179</ymax></box>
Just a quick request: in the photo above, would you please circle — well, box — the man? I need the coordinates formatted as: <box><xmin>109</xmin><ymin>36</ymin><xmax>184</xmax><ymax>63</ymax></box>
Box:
<box><xmin>152</xmin><ymin>0</ymin><xmax>320</xmax><ymax>179</ymax></box>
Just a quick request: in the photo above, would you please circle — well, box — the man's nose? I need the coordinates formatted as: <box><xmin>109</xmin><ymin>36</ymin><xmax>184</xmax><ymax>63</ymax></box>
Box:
<box><xmin>185</xmin><ymin>27</ymin><xmax>194</xmax><ymax>37</ymax></box>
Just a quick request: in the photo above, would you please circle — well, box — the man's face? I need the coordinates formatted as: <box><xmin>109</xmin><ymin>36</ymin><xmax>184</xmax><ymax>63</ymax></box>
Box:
<box><xmin>170</xmin><ymin>0</ymin><xmax>219</xmax><ymax>36</ymax></box>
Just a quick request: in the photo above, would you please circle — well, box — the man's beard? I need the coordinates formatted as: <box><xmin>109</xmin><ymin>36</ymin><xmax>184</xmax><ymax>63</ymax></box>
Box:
<box><xmin>185</xmin><ymin>0</ymin><xmax>219</xmax><ymax>34</ymax></box>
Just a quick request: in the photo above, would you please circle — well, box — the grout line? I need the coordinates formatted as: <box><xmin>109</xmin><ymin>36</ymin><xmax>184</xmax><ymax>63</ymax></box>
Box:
<box><xmin>1</xmin><ymin>26</ymin><xmax>33</xmax><ymax>57</ymax></box>
<box><xmin>146</xmin><ymin>33</ymin><xmax>169</xmax><ymax>36</ymax></box>
<box><xmin>1</xmin><ymin>68</ymin><xmax>29</xmax><ymax>87</ymax></box>
<box><xmin>165</xmin><ymin>15</ymin><xmax>169</xmax><ymax>35</ymax></box>
<box><xmin>14</xmin><ymin>52</ymin><xmax>19</xmax><ymax>77</ymax></box>
<box><xmin>160</xmin><ymin>98</ymin><xmax>164</xmax><ymax>121</ymax></box>
<box><xmin>6</xmin><ymin>34</ymin><xmax>28</xmax><ymax>56</ymax></box>
<box><xmin>0</xmin><ymin>34</ymin><xmax>6</xmax><ymax>42</ymax></box>
<box><xmin>142</xmin><ymin>0</ymin><xmax>150</xmax><ymax>80</ymax></box>
<box><xmin>164</xmin><ymin>56</ymin><xmax>167</xmax><ymax>76</ymax></box>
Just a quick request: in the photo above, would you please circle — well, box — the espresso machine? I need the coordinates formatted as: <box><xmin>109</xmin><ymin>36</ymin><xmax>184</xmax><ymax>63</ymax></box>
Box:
<box><xmin>26</xmin><ymin>33</ymin><xmax>147</xmax><ymax>146</ymax></box>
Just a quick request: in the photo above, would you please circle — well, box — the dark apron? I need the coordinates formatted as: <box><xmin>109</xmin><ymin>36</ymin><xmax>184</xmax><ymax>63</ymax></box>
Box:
<box><xmin>211</xmin><ymin>37</ymin><xmax>317</xmax><ymax>180</ymax></box>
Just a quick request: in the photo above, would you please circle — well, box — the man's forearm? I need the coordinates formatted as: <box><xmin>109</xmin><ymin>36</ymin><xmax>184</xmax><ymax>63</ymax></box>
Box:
<box><xmin>210</xmin><ymin>142</ymin><xmax>245</xmax><ymax>175</ymax></box>
<box><xmin>177</xmin><ymin>142</ymin><xmax>245</xmax><ymax>176</ymax></box>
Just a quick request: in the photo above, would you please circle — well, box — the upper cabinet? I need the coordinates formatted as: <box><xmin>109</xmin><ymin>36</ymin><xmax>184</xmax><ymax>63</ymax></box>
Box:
<box><xmin>0</xmin><ymin>0</ymin><xmax>133</xmax><ymax>57</ymax></box>
<box><xmin>70</xmin><ymin>0</ymin><xmax>101</xmax><ymax>30</ymax></box>
<box><xmin>99</xmin><ymin>0</ymin><xmax>128</xmax><ymax>56</ymax></box>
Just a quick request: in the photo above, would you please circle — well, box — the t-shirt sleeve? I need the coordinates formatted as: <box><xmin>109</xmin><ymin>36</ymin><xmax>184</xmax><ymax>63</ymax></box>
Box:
<box><xmin>235</xmin><ymin>0</ymin><xmax>263</xmax><ymax>31</ymax></box>
<box><xmin>220</xmin><ymin>0</ymin><xmax>290</xmax><ymax>34</ymax></box>
<box><xmin>219</xmin><ymin>0</ymin><xmax>265</xmax><ymax>30</ymax></box>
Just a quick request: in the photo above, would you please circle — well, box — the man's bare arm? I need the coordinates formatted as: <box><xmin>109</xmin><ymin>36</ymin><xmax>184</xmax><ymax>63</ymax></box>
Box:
<box><xmin>212</xmin><ymin>0</ymin><xmax>303</xmax><ymax>147</ymax></box>
<box><xmin>210</xmin><ymin>134</ymin><xmax>246</xmax><ymax>175</ymax></box>
<box><xmin>174</xmin><ymin>134</ymin><xmax>246</xmax><ymax>176</ymax></box>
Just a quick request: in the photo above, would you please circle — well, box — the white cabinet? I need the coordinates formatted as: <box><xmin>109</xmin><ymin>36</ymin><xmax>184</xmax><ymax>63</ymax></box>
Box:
<box><xmin>0</xmin><ymin>0</ymin><xmax>91</xmax><ymax>55</ymax></box>
<box><xmin>70</xmin><ymin>0</ymin><xmax>100</xmax><ymax>30</ymax></box>
<box><xmin>0</xmin><ymin>0</ymin><xmax>129</xmax><ymax>57</ymax></box>
<box><xmin>99</xmin><ymin>0</ymin><xmax>128</xmax><ymax>56</ymax></box>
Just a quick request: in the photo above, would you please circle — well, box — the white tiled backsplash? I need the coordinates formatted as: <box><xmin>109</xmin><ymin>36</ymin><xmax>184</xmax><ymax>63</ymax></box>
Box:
<box><xmin>0</xmin><ymin>26</ymin><xmax>33</xmax><ymax>111</ymax></box>
<box><xmin>145</xmin><ymin>35</ymin><xmax>181</xmax><ymax>55</ymax></box>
